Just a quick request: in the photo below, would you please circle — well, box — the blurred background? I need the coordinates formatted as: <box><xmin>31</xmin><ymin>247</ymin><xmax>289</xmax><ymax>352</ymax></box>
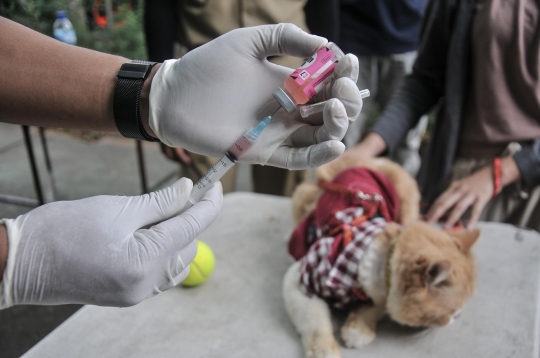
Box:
<box><xmin>0</xmin><ymin>0</ymin><xmax>147</xmax><ymax>59</ymax></box>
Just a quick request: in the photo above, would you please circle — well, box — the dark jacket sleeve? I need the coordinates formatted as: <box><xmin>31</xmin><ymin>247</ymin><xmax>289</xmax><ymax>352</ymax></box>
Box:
<box><xmin>304</xmin><ymin>0</ymin><xmax>339</xmax><ymax>42</ymax></box>
<box><xmin>371</xmin><ymin>0</ymin><xmax>454</xmax><ymax>153</ymax></box>
<box><xmin>514</xmin><ymin>139</ymin><xmax>540</xmax><ymax>188</ymax></box>
<box><xmin>144</xmin><ymin>0</ymin><xmax>177</xmax><ymax>62</ymax></box>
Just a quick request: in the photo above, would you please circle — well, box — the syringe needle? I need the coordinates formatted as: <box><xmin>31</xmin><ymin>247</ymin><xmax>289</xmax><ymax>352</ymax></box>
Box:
<box><xmin>270</xmin><ymin>104</ymin><xmax>281</xmax><ymax>117</ymax></box>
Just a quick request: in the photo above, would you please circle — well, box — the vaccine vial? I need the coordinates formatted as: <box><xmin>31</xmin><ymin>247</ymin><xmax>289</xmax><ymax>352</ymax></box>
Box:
<box><xmin>273</xmin><ymin>42</ymin><xmax>345</xmax><ymax>114</ymax></box>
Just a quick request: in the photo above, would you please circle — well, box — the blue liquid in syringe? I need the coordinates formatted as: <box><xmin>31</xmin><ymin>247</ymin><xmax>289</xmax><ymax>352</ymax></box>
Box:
<box><xmin>183</xmin><ymin>116</ymin><xmax>271</xmax><ymax>210</ymax></box>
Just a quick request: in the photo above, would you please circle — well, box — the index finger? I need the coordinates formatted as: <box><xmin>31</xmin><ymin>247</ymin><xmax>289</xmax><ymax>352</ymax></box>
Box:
<box><xmin>147</xmin><ymin>182</ymin><xmax>223</xmax><ymax>253</ymax></box>
<box><xmin>427</xmin><ymin>189</ymin><xmax>463</xmax><ymax>224</ymax></box>
<box><xmin>248</xmin><ymin>23</ymin><xmax>327</xmax><ymax>59</ymax></box>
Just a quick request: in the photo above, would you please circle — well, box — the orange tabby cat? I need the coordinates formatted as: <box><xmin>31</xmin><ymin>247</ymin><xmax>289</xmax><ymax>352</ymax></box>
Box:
<box><xmin>283</xmin><ymin>157</ymin><xmax>479</xmax><ymax>358</ymax></box>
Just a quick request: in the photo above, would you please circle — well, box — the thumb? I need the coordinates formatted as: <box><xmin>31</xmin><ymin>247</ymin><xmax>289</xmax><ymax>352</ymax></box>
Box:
<box><xmin>150</xmin><ymin>182</ymin><xmax>223</xmax><ymax>253</ymax></box>
<box><xmin>249</xmin><ymin>23</ymin><xmax>327</xmax><ymax>59</ymax></box>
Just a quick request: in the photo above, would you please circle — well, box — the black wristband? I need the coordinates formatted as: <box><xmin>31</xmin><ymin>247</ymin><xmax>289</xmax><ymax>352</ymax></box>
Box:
<box><xmin>113</xmin><ymin>60</ymin><xmax>159</xmax><ymax>142</ymax></box>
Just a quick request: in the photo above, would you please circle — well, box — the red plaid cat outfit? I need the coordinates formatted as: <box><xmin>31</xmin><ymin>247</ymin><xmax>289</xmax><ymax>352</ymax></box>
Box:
<box><xmin>289</xmin><ymin>167</ymin><xmax>400</xmax><ymax>308</ymax></box>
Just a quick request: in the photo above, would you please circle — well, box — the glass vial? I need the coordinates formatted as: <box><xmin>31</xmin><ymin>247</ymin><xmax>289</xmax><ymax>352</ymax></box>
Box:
<box><xmin>273</xmin><ymin>42</ymin><xmax>345</xmax><ymax>114</ymax></box>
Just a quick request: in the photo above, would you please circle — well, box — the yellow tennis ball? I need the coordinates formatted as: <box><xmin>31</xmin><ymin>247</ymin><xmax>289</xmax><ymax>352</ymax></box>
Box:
<box><xmin>181</xmin><ymin>240</ymin><xmax>215</xmax><ymax>287</ymax></box>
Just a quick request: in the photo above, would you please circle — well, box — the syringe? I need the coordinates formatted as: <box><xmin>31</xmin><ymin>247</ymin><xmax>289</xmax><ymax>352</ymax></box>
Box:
<box><xmin>183</xmin><ymin>88</ymin><xmax>368</xmax><ymax>210</ymax></box>
<box><xmin>299</xmin><ymin>89</ymin><xmax>370</xmax><ymax>118</ymax></box>
<box><xmin>182</xmin><ymin>115</ymin><xmax>272</xmax><ymax>211</ymax></box>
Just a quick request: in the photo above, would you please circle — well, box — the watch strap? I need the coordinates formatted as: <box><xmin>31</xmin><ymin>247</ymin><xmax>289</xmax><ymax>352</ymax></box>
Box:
<box><xmin>113</xmin><ymin>60</ymin><xmax>159</xmax><ymax>142</ymax></box>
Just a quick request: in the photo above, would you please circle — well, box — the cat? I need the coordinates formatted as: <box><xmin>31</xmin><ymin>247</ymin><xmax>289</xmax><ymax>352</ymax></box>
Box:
<box><xmin>283</xmin><ymin>157</ymin><xmax>479</xmax><ymax>358</ymax></box>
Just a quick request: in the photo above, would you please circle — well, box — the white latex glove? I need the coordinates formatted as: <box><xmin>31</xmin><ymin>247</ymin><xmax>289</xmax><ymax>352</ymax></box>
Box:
<box><xmin>0</xmin><ymin>179</ymin><xmax>222</xmax><ymax>308</ymax></box>
<box><xmin>149</xmin><ymin>23</ymin><xmax>362</xmax><ymax>170</ymax></box>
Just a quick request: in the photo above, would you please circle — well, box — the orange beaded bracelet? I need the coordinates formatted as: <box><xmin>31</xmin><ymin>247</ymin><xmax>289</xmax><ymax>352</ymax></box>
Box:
<box><xmin>492</xmin><ymin>157</ymin><xmax>502</xmax><ymax>199</ymax></box>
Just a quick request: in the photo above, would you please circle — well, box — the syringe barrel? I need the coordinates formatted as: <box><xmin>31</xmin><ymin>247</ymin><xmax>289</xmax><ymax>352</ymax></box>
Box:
<box><xmin>299</xmin><ymin>88</ymin><xmax>370</xmax><ymax>118</ymax></box>
<box><xmin>182</xmin><ymin>117</ymin><xmax>269</xmax><ymax>212</ymax></box>
<box><xmin>185</xmin><ymin>152</ymin><xmax>236</xmax><ymax>209</ymax></box>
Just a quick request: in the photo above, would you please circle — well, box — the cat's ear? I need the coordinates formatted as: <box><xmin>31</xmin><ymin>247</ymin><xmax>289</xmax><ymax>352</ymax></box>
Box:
<box><xmin>450</xmin><ymin>229</ymin><xmax>480</xmax><ymax>253</ymax></box>
<box><xmin>426</xmin><ymin>260</ymin><xmax>451</xmax><ymax>287</ymax></box>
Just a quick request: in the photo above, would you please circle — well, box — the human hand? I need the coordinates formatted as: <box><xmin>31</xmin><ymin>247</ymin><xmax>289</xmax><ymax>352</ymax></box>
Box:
<box><xmin>0</xmin><ymin>179</ymin><xmax>222</xmax><ymax>308</ymax></box>
<box><xmin>149</xmin><ymin>23</ymin><xmax>362</xmax><ymax>169</ymax></box>
<box><xmin>426</xmin><ymin>156</ymin><xmax>522</xmax><ymax>229</ymax></box>
<box><xmin>342</xmin><ymin>133</ymin><xmax>388</xmax><ymax>160</ymax></box>
<box><xmin>426</xmin><ymin>167</ymin><xmax>493</xmax><ymax>230</ymax></box>
<box><xmin>161</xmin><ymin>144</ymin><xmax>193</xmax><ymax>165</ymax></box>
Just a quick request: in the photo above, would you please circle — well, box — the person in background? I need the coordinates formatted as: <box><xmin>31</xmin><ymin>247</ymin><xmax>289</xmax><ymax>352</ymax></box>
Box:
<box><xmin>346</xmin><ymin>0</ymin><xmax>540</xmax><ymax>231</ymax></box>
<box><xmin>339</xmin><ymin>0</ymin><xmax>429</xmax><ymax>176</ymax></box>
<box><xmin>144</xmin><ymin>0</ymin><xmax>338</xmax><ymax>196</ymax></box>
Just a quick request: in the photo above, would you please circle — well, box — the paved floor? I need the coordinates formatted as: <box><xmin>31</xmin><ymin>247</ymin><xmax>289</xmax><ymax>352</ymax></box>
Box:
<box><xmin>0</xmin><ymin>122</ymin><xmax>253</xmax><ymax>357</ymax></box>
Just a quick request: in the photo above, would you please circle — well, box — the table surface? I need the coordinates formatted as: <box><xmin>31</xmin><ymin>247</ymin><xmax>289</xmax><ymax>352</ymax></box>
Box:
<box><xmin>23</xmin><ymin>192</ymin><xmax>540</xmax><ymax>358</ymax></box>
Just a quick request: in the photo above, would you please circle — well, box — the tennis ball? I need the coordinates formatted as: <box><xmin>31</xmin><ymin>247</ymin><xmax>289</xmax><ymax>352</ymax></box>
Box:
<box><xmin>181</xmin><ymin>240</ymin><xmax>215</xmax><ymax>287</ymax></box>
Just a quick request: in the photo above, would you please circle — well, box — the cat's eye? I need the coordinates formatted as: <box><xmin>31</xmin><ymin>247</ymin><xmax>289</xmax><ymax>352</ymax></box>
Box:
<box><xmin>427</xmin><ymin>265</ymin><xmax>440</xmax><ymax>282</ymax></box>
<box><xmin>426</xmin><ymin>260</ymin><xmax>451</xmax><ymax>286</ymax></box>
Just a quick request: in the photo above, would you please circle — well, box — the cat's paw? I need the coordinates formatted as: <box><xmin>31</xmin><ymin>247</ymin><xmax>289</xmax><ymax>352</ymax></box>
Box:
<box><xmin>305</xmin><ymin>343</ymin><xmax>341</xmax><ymax>358</ymax></box>
<box><xmin>340</xmin><ymin>324</ymin><xmax>376</xmax><ymax>348</ymax></box>
<box><xmin>305</xmin><ymin>332</ymin><xmax>341</xmax><ymax>358</ymax></box>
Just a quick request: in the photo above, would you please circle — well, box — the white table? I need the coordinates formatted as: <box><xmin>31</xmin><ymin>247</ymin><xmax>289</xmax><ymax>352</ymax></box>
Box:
<box><xmin>23</xmin><ymin>193</ymin><xmax>540</xmax><ymax>358</ymax></box>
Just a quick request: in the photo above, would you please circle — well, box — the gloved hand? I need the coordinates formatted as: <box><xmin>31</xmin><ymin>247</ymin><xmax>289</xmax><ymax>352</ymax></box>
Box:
<box><xmin>0</xmin><ymin>179</ymin><xmax>222</xmax><ymax>308</ymax></box>
<box><xmin>149</xmin><ymin>23</ymin><xmax>362</xmax><ymax>170</ymax></box>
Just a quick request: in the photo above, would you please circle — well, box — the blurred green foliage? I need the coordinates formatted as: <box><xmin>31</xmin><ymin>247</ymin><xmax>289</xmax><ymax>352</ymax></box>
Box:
<box><xmin>0</xmin><ymin>0</ymin><xmax>147</xmax><ymax>59</ymax></box>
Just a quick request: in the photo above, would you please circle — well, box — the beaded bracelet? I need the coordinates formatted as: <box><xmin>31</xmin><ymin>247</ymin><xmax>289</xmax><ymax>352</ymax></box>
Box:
<box><xmin>492</xmin><ymin>157</ymin><xmax>502</xmax><ymax>199</ymax></box>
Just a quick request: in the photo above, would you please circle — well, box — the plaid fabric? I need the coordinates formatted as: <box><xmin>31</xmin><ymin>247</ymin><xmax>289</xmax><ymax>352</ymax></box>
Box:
<box><xmin>289</xmin><ymin>167</ymin><xmax>399</xmax><ymax>261</ymax></box>
<box><xmin>298</xmin><ymin>216</ymin><xmax>388</xmax><ymax>308</ymax></box>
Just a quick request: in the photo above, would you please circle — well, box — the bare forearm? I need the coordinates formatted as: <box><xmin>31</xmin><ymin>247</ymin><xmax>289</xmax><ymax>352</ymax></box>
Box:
<box><xmin>349</xmin><ymin>133</ymin><xmax>388</xmax><ymax>157</ymax></box>
<box><xmin>0</xmin><ymin>17</ymin><xmax>153</xmax><ymax>133</ymax></box>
